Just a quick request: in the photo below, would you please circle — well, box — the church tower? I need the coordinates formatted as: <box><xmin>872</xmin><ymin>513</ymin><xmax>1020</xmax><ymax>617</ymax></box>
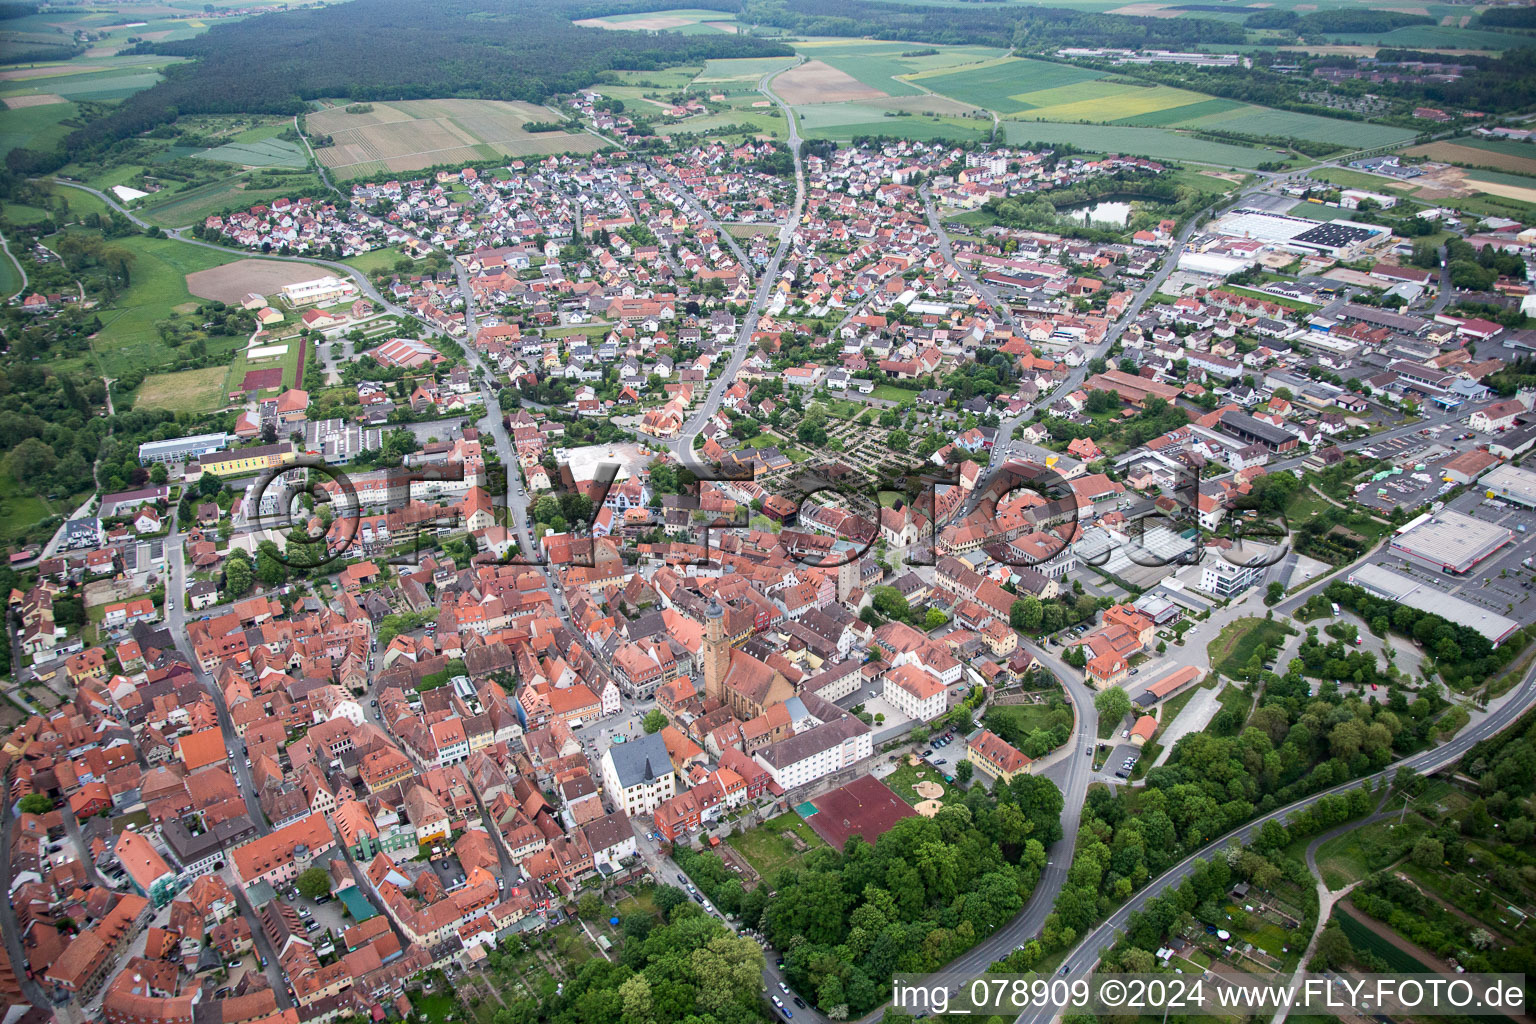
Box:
<box><xmin>835</xmin><ymin>543</ymin><xmax>859</xmax><ymax>605</ymax></box>
<box><xmin>702</xmin><ymin>599</ymin><xmax>731</xmax><ymax>705</ymax></box>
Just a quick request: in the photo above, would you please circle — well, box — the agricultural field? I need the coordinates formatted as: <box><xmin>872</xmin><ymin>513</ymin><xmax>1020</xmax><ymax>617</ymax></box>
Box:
<box><xmin>1002</xmin><ymin>121</ymin><xmax>1276</xmax><ymax>167</ymax></box>
<box><xmin>656</xmin><ymin>103</ymin><xmax>787</xmax><ymax>140</ymax></box>
<box><xmin>1167</xmin><ymin>104</ymin><xmax>1417</xmax><ymax>147</ymax></box>
<box><xmin>873</xmin><ymin>50</ymin><xmax>1413</xmax><ymax>149</ymax></box>
<box><xmin>0</xmin><ymin>60</ymin><xmax>183</xmax><ymax>105</ymax></box>
<box><xmin>59</xmin><ymin>233</ymin><xmax>292</xmax><ymax>379</ymax></box>
<box><xmin>799</xmin><ymin>112</ymin><xmax>990</xmax><ymax>143</ymax></box>
<box><xmin>1435</xmin><ymin>135</ymin><xmax>1536</xmax><ymax>166</ymax></box>
<box><xmin>184</xmin><ymin>258</ymin><xmax>334</xmax><ymax>304</ymax></box>
<box><xmin>793</xmin><ymin>38</ymin><xmax>1009</xmax><ymax>98</ymax></box>
<box><xmin>692</xmin><ymin>56</ymin><xmax>799</xmax><ymax>84</ymax></box>
<box><xmin>911</xmin><ymin>57</ymin><xmax>1103</xmax><ymax>115</ymax></box>
<box><xmin>307</xmin><ymin>98</ymin><xmax>602</xmax><ymax>180</ymax></box>
<box><xmin>0</xmin><ymin>98</ymin><xmax>80</xmax><ymax>156</ymax></box>
<box><xmin>192</xmin><ymin>137</ymin><xmax>307</xmax><ymax>169</ymax></box>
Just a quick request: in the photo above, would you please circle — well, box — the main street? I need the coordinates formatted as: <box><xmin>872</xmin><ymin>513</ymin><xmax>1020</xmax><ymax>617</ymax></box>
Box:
<box><xmin>652</xmin><ymin>58</ymin><xmax>808</xmax><ymax>467</ymax></box>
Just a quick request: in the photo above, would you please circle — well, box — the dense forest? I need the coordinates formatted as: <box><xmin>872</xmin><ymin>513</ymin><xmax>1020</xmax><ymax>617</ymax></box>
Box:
<box><xmin>677</xmin><ymin>774</ymin><xmax>1062</xmax><ymax>1017</ymax></box>
<box><xmin>739</xmin><ymin>0</ymin><xmax>1246</xmax><ymax>48</ymax></box>
<box><xmin>1245</xmin><ymin>8</ymin><xmax>1434</xmax><ymax>34</ymax></box>
<box><xmin>8</xmin><ymin>0</ymin><xmax>789</xmax><ymax>175</ymax></box>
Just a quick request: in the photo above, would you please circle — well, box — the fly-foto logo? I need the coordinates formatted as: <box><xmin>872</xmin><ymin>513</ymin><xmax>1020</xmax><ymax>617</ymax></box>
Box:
<box><xmin>242</xmin><ymin>454</ymin><xmax>1292</xmax><ymax>574</ymax></box>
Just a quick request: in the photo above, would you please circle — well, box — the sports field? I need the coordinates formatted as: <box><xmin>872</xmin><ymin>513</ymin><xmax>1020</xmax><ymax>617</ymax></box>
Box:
<box><xmin>308</xmin><ymin>98</ymin><xmax>602</xmax><ymax>179</ymax></box>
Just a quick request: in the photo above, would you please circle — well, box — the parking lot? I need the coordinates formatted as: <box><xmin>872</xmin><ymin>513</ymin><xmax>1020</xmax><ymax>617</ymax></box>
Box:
<box><xmin>1351</xmin><ymin>433</ymin><xmax>1456</xmax><ymax>513</ymax></box>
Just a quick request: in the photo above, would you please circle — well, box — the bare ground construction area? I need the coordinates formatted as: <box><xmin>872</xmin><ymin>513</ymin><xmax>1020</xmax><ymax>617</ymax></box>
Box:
<box><xmin>185</xmin><ymin>258</ymin><xmax>331</xmax><ymax>303</ymax></box>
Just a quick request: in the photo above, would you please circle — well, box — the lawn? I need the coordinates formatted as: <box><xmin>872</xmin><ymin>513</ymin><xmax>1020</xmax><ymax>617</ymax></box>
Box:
<box><xmin>133</xmin><ymin>366</ymin><xmax>233</xmax><ymax>415</ymax></box>
<box><xmin>1206</xmin><ymin>617</ymin><xmax>1292</xmax><ymax>678</ymax></box>
<box><xmin>982</xmin><ymin>701</ymin><xmax>1074</xmax><ymax>753</ymax></box>
<box><xmin>410</xmin><ymin>990</ymin><xmax>462</xmax><ymax>1021</ymax></box>
<box><xmin>870</xmin><ymin>384</ymin><xmax>917</xmax><ymax>404</ymax></box>
<box><xmin>1313</xmin><ymin>817</ymin><xmax>1426</xmax><ymax>890</ymax></box>
<box><xmin>343</xmin><ymin>246</ymin><xmax>411</xmax><ymax>275</ymax></box>
<box><xmin>1311</xmin><ymin>166</ymin><xmax>1419</xmax><ymax>192</ymax></box>
<box><xmin>0</xmin><ymin>464</ymin><xmax>67</xmax><ymax>548</ymax></box>
<box><xmin>82</xmin><ymin>233</ymin><xmax>250</xmax><ymax>378</ymax></box>
<box><xmin>726</xmin><ymin>812</ymin><xmax>827</xmax><ymax>878</ymax></box>
<box><xmin>0</xmin><ymin>243</ymin><xmax>21</xmax><ymax>300</ymax></box>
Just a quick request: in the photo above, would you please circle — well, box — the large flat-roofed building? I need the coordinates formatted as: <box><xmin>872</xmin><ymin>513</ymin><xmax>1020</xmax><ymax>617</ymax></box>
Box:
<box><xmin>1346</xmin><ymin>562</ymin><xmax>1519</xmax><ymax>646</ymax></box>
<box><xmin>1480</xmin><ymin>463</ymin><xmax>1536</xmax><ymax>509</ymax></box>
<box><xmin>1219</xmin><ymin>410</ymin><xmax>1298</xmax><ymax>453</ymax></box>
<box><xmin>280</xmin><ymin>275</ymin><xmax>356</xmax><ymax>306</ymax></box>
<box><xmin>1390</xmin><ymin>509</ymin><xmax>1512</xmax><ymax>574</ymax></box>
<box><xmin>1290</xmin><ymin>221</ymin><xmax>1388</xmax><ymax>260</ymax></box>
<box><xmin>138</xmin><ymin>431</ymin><xmax>231</xmax><ymax>465</ymax></box>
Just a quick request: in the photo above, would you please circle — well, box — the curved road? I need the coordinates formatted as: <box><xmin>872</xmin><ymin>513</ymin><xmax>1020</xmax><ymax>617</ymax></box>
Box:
<box><xmin>0</xmin><ymin>227</ymin><xmax>27</xmax><ymax>302</ymax></box>
<box><xmin>1015</xmin><ymin>651</ymin><xmax>1536</xmax><ymax>1024</ymax></box>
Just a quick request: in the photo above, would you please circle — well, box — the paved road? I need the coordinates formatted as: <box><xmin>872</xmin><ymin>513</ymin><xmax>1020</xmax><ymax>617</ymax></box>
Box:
<box><xmin>165</xmin><ymin>519</ymin><xmax>271</xmax><ymax>833</ymax></box>
<box><xmin>646</xmin><ymin>58</ymin><xmax>807</xmax><ymax>469</ymax></box>
<box><xmin>49</xmin><ymin>179</ymin><xmax>432</xmax><ymax>333</ymax></box>
<box><xmin>1014</xmin><ymin>648</ymin><xmax>1536</xmax><ymax>1024</ymax></box>
<box><xmin>0</xmin><ymin>226</ymin><xmax>27</xmax><ymax>302</ymax></box>
<box><xmin>920</xmin><ymin>186</ymin><xmax>1014</xmax><ymax>328</ymax></box>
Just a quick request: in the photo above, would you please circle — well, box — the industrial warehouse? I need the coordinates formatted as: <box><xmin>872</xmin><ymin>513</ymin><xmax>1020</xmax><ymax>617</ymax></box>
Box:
<box><xmin>1389</xmin><ymin>509</ymin><xmax>1514</xmax><ymax>574</ymax></box>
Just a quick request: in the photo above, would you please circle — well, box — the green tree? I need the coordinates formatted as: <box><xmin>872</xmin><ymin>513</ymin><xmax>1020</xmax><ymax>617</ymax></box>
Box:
<box><xmin>17</xmin><ymin>793</ymin><xmax>53</xmax><ymax>815</ymax></box>
<box><xmin>923</xmin><ymin>608</ymin><xmax>948</xmax><ymax>631</ymax></box>
<box><xmin>1094</xmin><ymin>686</ymin><xmax>1131</xmax><ymax>723</ymax></box>
<box><xmin>295</xmin><ymin>867</ymin><xmax>331</xmax><ymax>900</ymax></box>
<box><xmin>643</xmin><ymin>709</ymin><xmax>668</xmax><ymax>734</ymax></box>
<box><xmin>223</xmin><ymin>557</ymin><xmax>254</xmax><ymax>597</ymax></box>
<box><xmin>956</xmin><ymin>759</ymin><xmax>974</xmax><ymax>785</ymax></box>
<box><xmin>1410</xmin><ymin>835</ymin><xmax>1444</xmax><ymax>869</ymax></box>
<box><xmin>576</xmin><ymin>890</ymin><xmax>603</xmax><ymax>919</ymax></box>
<box><xmin>4</xmin><ymin>437</ymin><xmax>56</xmax><ymax>492</ymax></box>
<box><xmin>1010</xmin><ymin>596</ymin><xmax>1042</xmax><ymax>631</ymax></box>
